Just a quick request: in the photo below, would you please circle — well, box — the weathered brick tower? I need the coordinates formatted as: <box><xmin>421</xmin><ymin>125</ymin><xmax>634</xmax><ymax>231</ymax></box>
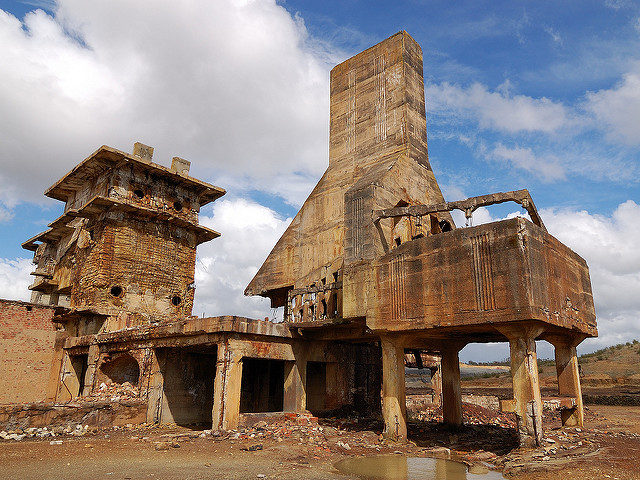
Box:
<box><xmin>23</xmin><ymin>143</ymin><xmax>225</xmax><ymax>331</ymax></box>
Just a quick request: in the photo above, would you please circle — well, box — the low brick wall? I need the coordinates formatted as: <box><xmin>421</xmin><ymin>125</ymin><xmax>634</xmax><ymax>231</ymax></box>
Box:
<box><xmin>0</xmin><ymin>300</ymin><xmax>57</xmax><ymax>403</ymax></box>
<box><xmin>0</xmin><ymin>401</ymin><xmax>147</xmax><ymax>430</ymax></box>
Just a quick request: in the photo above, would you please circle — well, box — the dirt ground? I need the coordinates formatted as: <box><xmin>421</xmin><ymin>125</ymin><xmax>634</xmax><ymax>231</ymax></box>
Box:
<box><xmin>0</xmin><ymin>405</ymin><xmax>639</xmax><ymax>480</ymax></box>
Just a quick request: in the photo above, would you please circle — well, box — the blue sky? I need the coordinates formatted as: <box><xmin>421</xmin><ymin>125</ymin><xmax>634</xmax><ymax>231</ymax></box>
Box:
<box><xmin>0</xmin><ymin>0</ymin><xmax>638</xmax><ymax>361</ymax></box>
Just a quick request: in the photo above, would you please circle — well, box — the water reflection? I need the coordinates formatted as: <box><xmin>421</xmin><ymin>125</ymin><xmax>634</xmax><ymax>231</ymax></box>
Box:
<box><xmin>333</xmin><ymin>456</ymin><xmax>505</xmax><ymax>480</ymax></box>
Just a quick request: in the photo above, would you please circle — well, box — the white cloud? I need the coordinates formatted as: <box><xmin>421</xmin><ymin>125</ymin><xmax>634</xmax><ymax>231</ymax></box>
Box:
<box><xmin>604</xmin><ymin>0</ymin><xmax>631</xmax><ymax>10</ymax></box>
<box><xmin>542</xmin><ymin>201</ymin><xmax>640</xmax><ymax>351</ymax></box>
<box><xmin>453</xmin><ymin>200</ymin><xmax>640</xmax><ymax>360</ymax></box>
<box><xmin>0</xmin><ymin>1</ymin><xmax>335</xmax><ymax>208</ymax></box>
<box><xmin>0</xmin><ymin>258</ymin><xmax>33</xmax><ymax>302</ymax></box>
<box><xmin>544</xmin><ymin>26</ymin><xmax>563</xmax><ymax>45</ymax></box>
<box><xmin>584</xmin><ymin>62</ymin><xmax>640</xmax><ymax>146</ymax></box>
<box><xmin>491</xmin><ymin>144</ymin><xmax>565</xmax><ymax>182</ymax></box>
<box><xmin>426</xmin><ymin>81</ymin><xmax>572</xmax><ymax>134</ymax></box>
<box><xmin>193</xmin><ymin>198</ymin><xmax>290</xmax><ymax>320</ymax></box>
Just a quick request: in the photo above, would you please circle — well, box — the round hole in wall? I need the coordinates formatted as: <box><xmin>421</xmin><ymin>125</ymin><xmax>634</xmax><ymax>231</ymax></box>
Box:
<box><xmin>110</xmin><ymin>285</ymin><xmax>123</xmax><ymax>298</ymax></box>
<box><xmin>133</xmin><ymin>189</ymin><xmax>144</xmax><ymax>199</ymax></box>
<box><xmin>171</xmin><ymin>295</ymin><xmax>182</xmax><ymax>306</ymax></box>
<box><xmin>173</xmin><ymin>201</ymin><xmax>183</xmax><ymax>212</ymax></box>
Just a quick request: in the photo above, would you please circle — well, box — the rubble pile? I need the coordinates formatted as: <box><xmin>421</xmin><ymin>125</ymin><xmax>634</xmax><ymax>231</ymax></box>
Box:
<box><xmin>82</xmin><ymin>382</ymin><xmax>140</xmax><ymax>402</ymax></box>
<box><xmin>414</xmin><ymin>402</ymin><xmax>517</xmax><ymax>429</ymax></box>
<box><xmin>0</xmin><ymin>424</ymin><xmax>89</xmax><ymax>441</ymax></box>
<box><xmin>206</xmin><ymin>416</ymin><xmax>387</xmax><ymax>456</ymax></box>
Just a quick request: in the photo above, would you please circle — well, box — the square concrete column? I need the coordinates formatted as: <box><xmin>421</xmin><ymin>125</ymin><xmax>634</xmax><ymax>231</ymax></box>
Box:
<box><xmin>212</xmin><ymin>341</ymin><xmax>243</xmax><ymax>431</ymax></box>
<box><xmin>380</xmin><ymin>335</ymin><xmax>407</xmax><ymax>440</ymax></box>
<box><xmin>284</xmin><ymin>358</ymin><xmax>306</xmax><ymax>412</ymax></box>
<box><xmin>546</xmin><ymin>334</ymin><xmax>586</xmax><ymax>427</ymax></box>
<box><xmin>431</xmin><ymin>357</ymin><xmax>442</xmax><ymax>406</ymax></box>
<box><xmin>45</xmin><ymin>330</ymin><xmax>68</xmax><ymax>402</ymax></box>
<box><xmin>497</xmin><ymin>325</ymin><xmax>545</xmax><ymax>447</ymax></box>
<box><xmin>83</xmin><ymin>344</ymin><xmax>100</xmax><ymax>396</ymax></box>
<box><xmin>441</xmin><ymin>344</ymin><xmax>464</xmax><ymax>427</ymax></box>
<box><xmin>146</xmin><ymin>349</ymin><xmax>164</xmax><ymax>424</ymax></box>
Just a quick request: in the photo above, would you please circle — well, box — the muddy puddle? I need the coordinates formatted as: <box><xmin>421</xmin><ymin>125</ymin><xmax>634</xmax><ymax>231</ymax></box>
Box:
<box><xmin>334</xmin><ymin>455</ymin><xmax>505</xmax><ymax>479</ymax></box>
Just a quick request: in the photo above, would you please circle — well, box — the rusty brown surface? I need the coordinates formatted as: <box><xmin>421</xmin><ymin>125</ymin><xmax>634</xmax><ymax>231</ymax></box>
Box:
<box><xmin>370</xmin><ymin>217</ymin><xmax>596</xmax><ymax>337</ymax></box>
<box><xmin>373</xmin><ymin>188</ymin><xmax>546</xmax><ymax>231</ymax></box>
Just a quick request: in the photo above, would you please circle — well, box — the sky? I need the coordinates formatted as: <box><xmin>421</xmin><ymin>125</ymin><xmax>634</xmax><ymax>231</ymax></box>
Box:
<box><xmin>0</xmin><ymin>0</ymin><xmax>638</xmax><ymax>362</ymax></box>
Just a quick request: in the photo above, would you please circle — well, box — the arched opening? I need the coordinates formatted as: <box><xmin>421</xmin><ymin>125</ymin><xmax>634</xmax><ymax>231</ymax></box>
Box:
<box><xmin>99</xmin><ymin>354</ymin><xmax>140</xmax><ymax>386</ymax></box>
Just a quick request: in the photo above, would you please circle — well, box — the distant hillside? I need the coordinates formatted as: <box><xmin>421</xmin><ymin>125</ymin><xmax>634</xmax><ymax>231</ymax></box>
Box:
<box><xmin>466</xmin><ymin>340</ymin><xmax>640</xmax><ymax>381</ymax></box>
<box><xmin>540</xmin><ymin>340</ymin><xmax>640</xmax><ymax>380</ymax></box>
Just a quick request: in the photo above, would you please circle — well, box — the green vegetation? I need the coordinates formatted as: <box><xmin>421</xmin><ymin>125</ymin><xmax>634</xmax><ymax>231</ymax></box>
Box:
<box><xmin>579</xmin><ymin>340</ymin><xmax>639</xmax><ymax>362</ymax></box>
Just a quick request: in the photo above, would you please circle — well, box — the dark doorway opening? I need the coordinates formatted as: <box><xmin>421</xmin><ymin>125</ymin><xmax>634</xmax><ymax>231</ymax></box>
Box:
<box><xmin>353</xmin><ymin>349</ymin><xmax>382</xmax><ymax>416</ymax></box>
<box><xmin>70</xmin><ymin>354</ymin><xmax>88</xmax><ymax>397</ymax></box>
<box><xmin>240</xmin><ymin>358</ymin><xmax>285</xmax><ymax>413</ymax></box>
<box><xmin>156</xmin><ymin>345</ymin><xmax>217</xmax><ymax>428</ymax></box>
<box><xmin>306</xmin><ymin>361</ymin><xmax>327</xmax><ymax>414</ymax></box>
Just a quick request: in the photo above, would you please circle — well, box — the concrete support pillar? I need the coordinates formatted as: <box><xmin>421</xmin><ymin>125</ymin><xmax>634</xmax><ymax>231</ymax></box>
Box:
<box><xmin>498</xmin><ymin>325</ymin><xmax>545</xmax><ymax>447</ymax></box>
<box><xmin>441</xmin><ymin>345</ymin><xmax>463</xmax><ymax>427</ymax></box>
<box><xmin>284</xmin><ymin>357</ymin><xmax>306</xmax><ymax>412</ymax></box>
<box><xmin>57</xmin><ymin>352</ymin><xmax>79</xmax><ymax>403</ymax></box>
<box><xmin>380</xmin><ymin>335</ymin><xmax>407</xmax><ymax>441</ymax></box>
<box><xmin>547</xmin><ymin>334</ymin><xmax>586</xmax><ymax>427</ymax></box>
<box><xmin>83</xmin><ymin>344</ymin><xmax>100</xmax><ymax>396</ymax></box>
<box><xmin>431</xmin><ymin>356</ymin><xmax>442</xmax><ymax>406</ymax></box>
<box><xmin>44</xmin><ymin>330</ymin><xmax>68</xmax><ymax>402</ymax></box>
<box><xmin>212</xmin><ymin>341</ymin><xmax>243</xmax><ymax>431</ymax></box>
<box><xmin>146</xmin><ymin>349</ymin><xmax>164</xmax><ymax>424</ymax></box>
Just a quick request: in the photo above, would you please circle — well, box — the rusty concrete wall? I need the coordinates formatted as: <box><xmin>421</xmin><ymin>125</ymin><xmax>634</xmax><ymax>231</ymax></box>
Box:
<box><xmin>106</xmin><ymin>163</ymin><xmax>202</xmax><ymax>224</ymax></box>
<box><xmin>0</xmin><ymin>300</ymin><xmax>57</xmax><ymax>403</ymax></box>
<box><xmin>370</xmin><ymin>217</ymin><xmax>596</xmax><ymax>334</ymax></box>
<box><xmin>0</xmin><ymin>402</ymin><xmax>147</xmax><ymax>430</ymax></box>
<box><xmin>342</xmin><ymin>155</ymin><xmax>454</xmax><ymax>319</ymax></box>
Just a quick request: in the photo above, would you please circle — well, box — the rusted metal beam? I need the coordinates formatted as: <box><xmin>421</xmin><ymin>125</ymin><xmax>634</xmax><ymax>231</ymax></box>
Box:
<box><xmin>373</xmin><ymin>189</ymin><xmax>546</xmax><ymax>232</ymax></box>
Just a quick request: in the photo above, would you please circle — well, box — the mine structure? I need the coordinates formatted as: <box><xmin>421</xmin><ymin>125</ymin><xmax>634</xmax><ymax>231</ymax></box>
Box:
<box><xmin>3</xmin><ymin>31</ymin><xmax>596</xmax><ymax>448</ymax></box>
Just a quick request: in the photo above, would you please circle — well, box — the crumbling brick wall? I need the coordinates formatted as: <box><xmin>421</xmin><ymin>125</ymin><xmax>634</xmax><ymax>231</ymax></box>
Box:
<box><xmin>0</xmin><ymin>300</ymin><xmax>57</xmax><ymax>403</ymax></box>
<box><xmin>73</xmin><ymin>216</ymin><xmax>196</xmax><ymax>327</ymax></box>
